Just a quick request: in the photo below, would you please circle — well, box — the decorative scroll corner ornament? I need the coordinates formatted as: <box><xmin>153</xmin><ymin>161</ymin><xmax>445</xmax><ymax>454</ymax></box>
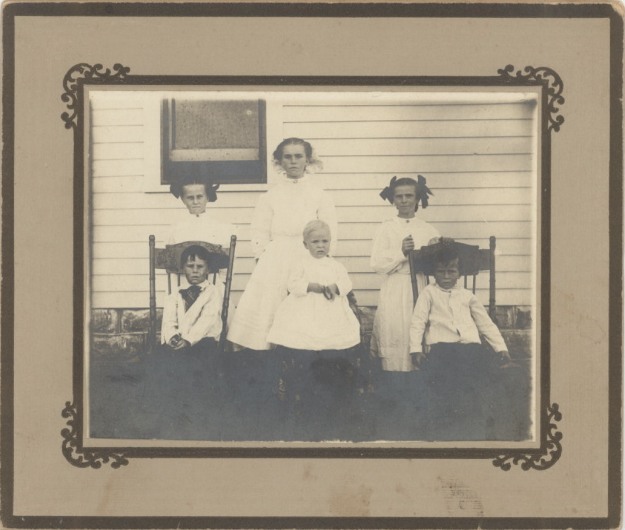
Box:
<box><xmin>497</xmin><ymin>64</ymin><xmax>565</xmax><ymax>132</ymax></box>
<box><xmin>493</xmin><ymin>403</ymin><xmax>562</xmax><ymax>471</ymax></box>
<box><xmin>61</xmin><ymin>402</ymin><xmax>129</xmax><ymax>469</ymax></box>
<box><xmin>61</xmin><ymin>63</ymin><xmax>131</xmax><ymax>130</ymax></box>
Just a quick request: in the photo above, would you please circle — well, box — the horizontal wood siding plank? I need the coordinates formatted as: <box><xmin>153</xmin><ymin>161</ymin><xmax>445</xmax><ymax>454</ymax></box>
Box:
<box><xmin>91</xmin><ymin>201</ymin><xmax>532</xmax><ymax>225</ymax></box>
<box><xmin>89</xmin><ymin>96</ymin><xmax>145</xmax><ymax>110</ymax></box>
<box><xmin>92</xmin><ymin>142</ymin><xmax>145</xmax><ymax>160</ymax></box>
<box><xmin>92</xmin><ymin>254</ymin><xmax>532</xmax><ymax>277</ymax></box>
<box><xmin>92</xmin><ymin>187</ymin><xmax>531</xmax><ymax>212</ymax></box>
<box><xmin>92</xmin><ymin>238</ymin><xmax>533</xmax><ymax>261</ymax></box>
<box><xmin>91</xmin><ymin>126</ymin><xmax>145</xmax><ymax>143</ymax></box>
<box><xmin>314</xmin><ymin>173</ymin><xmax>533</xmax><ymax>190</ymax></box>
<box><xmin>91</xmin><ymin>287</ymin><xmax>533</xmax><ymax>309</ymax></box>
<box><xmin>92</xmin><ymin>219</ymin><xmax>530</xmax><ymax>241</ymax></box>
<box><xmin>336</xmin><ymin>204</ymin><xmax>532</xmax><ymax>223</ymax></box>
<box><xmin>92</xmin><ymin>270</ymin><xmax>531</xmax><ymax>293</ymax></box>
<box><xmin>284</xmin><ymin>120</ymin><xmax>533</xmax><ymax>139</ymax></box>
<box><xmin>322</xmin><ymin>154</ymin><xmax>533</xmax><ymax>174</ymax></box>
<box><xmin>93</xmin><ymin>159</ymin><xmax>145</xmax><ymax>177</ymax></box>
<box><xmin>91</xmin><ymin>172</ymin><xmax>533</xmax><ymax>193</ymax></box>
<box><xmin>284</xmin><ymin>103</ymin><xmax>535</xmax><ymax>122</ymax></box>
<box><xmin>91</xmin><ymin>108</ymin><xmax>144</xmax><ymax>126</ymax></box>
<box><xmin>310</xmin><ymin>136</ymin><xmax>532</xmax><ymax>156</ymax></box>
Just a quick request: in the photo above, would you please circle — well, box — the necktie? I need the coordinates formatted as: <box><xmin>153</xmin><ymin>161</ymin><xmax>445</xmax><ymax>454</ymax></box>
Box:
<box><xmin>180</xmin><ymin>285</ymin><xmax>201</xmax><ymax>311</ymax></box>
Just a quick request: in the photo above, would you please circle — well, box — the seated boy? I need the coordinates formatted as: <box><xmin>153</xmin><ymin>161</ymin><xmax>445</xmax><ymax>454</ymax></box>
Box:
<box><xmin>409</xmin><ymin>244</ymin><xmax>512</xmax><ymax>426</ymax></box>
<box><xmin>160</xmin><ymin>245</ymin><xmax>223</xmax><ymax>351</ymax></box>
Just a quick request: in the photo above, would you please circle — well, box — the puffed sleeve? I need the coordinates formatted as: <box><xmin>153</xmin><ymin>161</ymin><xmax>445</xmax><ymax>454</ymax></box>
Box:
<box><xmin>370</xmin><ymin>223</ymin><xmax>407</xmax><ymax>275</ymax></box>
<box><xmin>286</xmin><ymin>259</ymin><xmax>309</xmax><ymax>297</ymax></box>
<box><xmin>250</xmin><ymin>193</ymin><xmax>273</xmax><ymax>259</ymax></box>
<box><xmin>334</xmin><ymin>260</ymin><xmax>353</xmax><ymax>296</ymax></box>
<box><xmin>409</xmin><ymin>288</ymin><xmax>432</xmax><ymax>353</ymax></box>
<box><xmin>317</xmin><ymin>190</ymin><xmax>338</xmax><ymax>256</ymax></box>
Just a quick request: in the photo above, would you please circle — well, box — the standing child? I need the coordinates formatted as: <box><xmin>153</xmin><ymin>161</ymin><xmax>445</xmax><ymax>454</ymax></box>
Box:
<box><xmin>409</xmin><ymin>243</ymin><xmax>512</xmax><ymax>436</ymax></box>
<box><xmin>267</xmin><ymin>220</ymin><xmax>362</xmax><ymax>438</ymax></box>
<box><xmin>370</xmin><ymin>176</ymin><xmax>441</xmax><ymax>372</ymax></box>
<box><xmin>267</xmin><ymin>220</ymin><xmax>360</xmax><ymax>351</ymax></box>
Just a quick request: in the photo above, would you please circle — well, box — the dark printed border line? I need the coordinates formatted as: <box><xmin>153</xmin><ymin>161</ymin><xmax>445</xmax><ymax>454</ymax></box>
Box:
<box><xmin>60</xmin><ymin>64</ymin><xmax>560</xmax><ymax>466</ymax></box>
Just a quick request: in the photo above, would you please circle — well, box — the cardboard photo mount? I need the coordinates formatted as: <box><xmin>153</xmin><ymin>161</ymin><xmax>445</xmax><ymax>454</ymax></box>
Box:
<box><xmin>1</xmin><ymin>1</ymin><xmax>622</xmax><ymax>527</ymax></box>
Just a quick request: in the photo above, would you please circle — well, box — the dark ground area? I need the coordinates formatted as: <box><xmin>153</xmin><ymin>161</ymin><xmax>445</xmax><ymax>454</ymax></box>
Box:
<box><xmin>89</xmin><ymin>345</ymin><xmax>532</xmax><ymax>442</ymax></box>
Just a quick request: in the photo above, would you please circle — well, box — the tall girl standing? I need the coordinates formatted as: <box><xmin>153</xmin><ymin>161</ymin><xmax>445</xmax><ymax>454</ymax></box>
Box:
<box><xmin>227</xmin><ymin>138</ymin><xmax>338</xmax><ymax>351</ymax></box>
<box><xmin>370</xmin><ymin>176</ymin><xmax>441</xmax><ymax>372</ymax></box>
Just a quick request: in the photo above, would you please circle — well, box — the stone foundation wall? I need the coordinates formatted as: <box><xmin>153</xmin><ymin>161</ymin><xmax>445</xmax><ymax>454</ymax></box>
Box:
<box><xmin>91</xmin><ymin>305</ymin><xmax>533</xmax><ymax>358</ymax></box>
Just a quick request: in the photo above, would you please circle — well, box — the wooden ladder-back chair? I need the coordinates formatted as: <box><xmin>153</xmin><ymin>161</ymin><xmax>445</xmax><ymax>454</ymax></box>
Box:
<box><xmin>408</xmin><ymin>236</ymin><xmax>497</xmax><ymax>320</ymax></box>
<box><xmin>148</xmin><ymin>235</ymin><xmax>237</xmax><ymax>353</ymax></box>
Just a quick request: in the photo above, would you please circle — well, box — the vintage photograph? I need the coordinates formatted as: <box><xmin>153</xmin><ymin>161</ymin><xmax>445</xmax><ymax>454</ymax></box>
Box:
<box><xmin>3</xmin><ymin>1</ymin><xmax>621</xmax><ymax>527</ymax></box>
<box><xmin>85</xmin><ymin>87</ymin><xmax>539</xmax><ymax>444</ymax></box>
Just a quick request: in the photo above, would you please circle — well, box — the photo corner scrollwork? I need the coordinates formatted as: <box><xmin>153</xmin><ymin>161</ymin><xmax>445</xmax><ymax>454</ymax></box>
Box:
<box><xmin>61</xmin><ymin>402</ymin><xmax>129</xmax><ymax>469</ymax></box>
<box><xmin>493</xmin><ymin>403</ymin><xmax>563</xmax><ymax>471</ymax></box>
<box><xmin>61</xmin><ymin>63</ymin><xmax>131</xmax><ymax>130</ymax></box>
<box><xmin>498</xmin><ymin>64</ymin><xmax>565</xmax><ymax>132</ymax></box>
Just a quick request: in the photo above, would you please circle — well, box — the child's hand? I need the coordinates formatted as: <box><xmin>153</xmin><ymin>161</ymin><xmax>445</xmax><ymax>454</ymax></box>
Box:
<box><xmin>401</xmin><ymin>235</ymin><xmax>415</xmax><ymax>256</ymax></box>
<box><xmin>497</xmin><ymin>351</ymin><xmax>515</xmax><ymax>368</ymax></box>
<box><xmin>307</xmin><ymin>282</ymin><xmax>324</xmax><ymax>294</ymax></box>
<box><xmin>411</xmin><ymin>351</ymin><xmax>427</xmax><ymax>369</ymax></box>
<box><xmin>322</xmin><ymin>285</ymin><xmax>335</xmax><ymax>300</ymax></box>
<box><xmin>328</xmin><ymin>284</ymin><xmax>340</xmax><ymax>298</ymax></box>
<box><xmin>172</xmin><ymin>338</ymin><xmax>190</xmax><ymax>351</ymax></box>
<box><xmin>167</xmin><ymin>334</ymin><xmax>182</xmax><ymax>348</ymax></box>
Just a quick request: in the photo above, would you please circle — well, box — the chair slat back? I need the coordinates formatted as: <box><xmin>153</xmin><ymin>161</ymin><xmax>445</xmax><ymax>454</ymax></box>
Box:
<box><xmin>408</xmin><ymin>237</ymin><xmax>497</xmax><ymax>319</ymax></box>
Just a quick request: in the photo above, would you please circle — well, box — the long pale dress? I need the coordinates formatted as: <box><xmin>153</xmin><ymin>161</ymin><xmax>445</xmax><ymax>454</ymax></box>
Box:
<box><xmin>267</xmin><ymin>254</ymin><xmax>360</xmax><ymax>351</ymax></box>
<box><xmin>227</xmin><ymin>175</ymin><xmax>337</xmax><ymax>351</ymax></box>
<box><xmin>370</xmin><ymin>216</ymin><xmax>440</xmax><ymax>372</ymax></box>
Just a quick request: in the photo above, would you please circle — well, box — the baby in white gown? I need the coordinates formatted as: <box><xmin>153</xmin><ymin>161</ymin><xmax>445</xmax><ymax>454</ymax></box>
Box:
<box><xmin>267</xmin><ymin>220</ymin><xmax>360</xmax><ymax>351</ymax></box>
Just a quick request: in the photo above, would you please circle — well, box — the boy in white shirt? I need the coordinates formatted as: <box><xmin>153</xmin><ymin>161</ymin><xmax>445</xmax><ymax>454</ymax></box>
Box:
<box><xmin>409</xmin><ymin>244</ymin><xmax>512</xmax><ymax>432</ymax></box>
<box><xmin>161</xmin><ymin>245</ymin><xmax>223</xmax><ymax>351</ymax></box>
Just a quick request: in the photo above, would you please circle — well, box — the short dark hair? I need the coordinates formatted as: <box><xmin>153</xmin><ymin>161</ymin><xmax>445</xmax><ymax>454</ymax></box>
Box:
<box><xmin>434</xmin><ymin>244</ymin><xmax>461</xmax><ymax>270</ymax></box>
<box><xmin>180</xmin><ymin>245</ymin><xmax>211</xmax><ymax>268</ymax></box>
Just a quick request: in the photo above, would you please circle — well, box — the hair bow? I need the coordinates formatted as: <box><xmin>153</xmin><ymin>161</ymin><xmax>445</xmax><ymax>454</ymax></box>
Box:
<box><xmin>169</xmin><ymin>180</ymin><xmax>182</xmax><ymax>199</ymax></box>
<box><xmin>379</xmin><ymin>176</ymin><xmax>397</xmax><ymax>204</ymax></box>
<box><xmin>206</xmin><ymin>182</ymin><xmax>220</xmax><ymax>203</ymax></box>
<box><xmin>416</xmin><ymin>174</ymin><xmax>433</xmax><ymax>209</ymax></box>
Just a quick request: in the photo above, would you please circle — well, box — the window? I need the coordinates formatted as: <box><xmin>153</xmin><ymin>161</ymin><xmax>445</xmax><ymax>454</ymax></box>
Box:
<box><xmin>161</xmin><ymin>98</ymin><xmax>267</xmax><ymax>185</ymax></box>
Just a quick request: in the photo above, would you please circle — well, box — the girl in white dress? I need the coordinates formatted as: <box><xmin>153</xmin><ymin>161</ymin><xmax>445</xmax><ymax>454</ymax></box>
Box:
<box><xmin>370</xmin><ymin>176</ymin><xmax>442</xmax><ymax>372</ymax></box>
<box><xmin>267</xmin><ymin>220</ymin><xmax>360</xmax><ymax>351</ymax></box>
<box><xmin>227</xmin><ymin>138</ymin><xmax>338</xmax><ymax>351</ymax></box>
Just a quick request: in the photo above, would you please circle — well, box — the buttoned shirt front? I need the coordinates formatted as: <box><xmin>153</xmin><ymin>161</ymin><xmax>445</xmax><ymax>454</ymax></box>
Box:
<box><xmin>409</xmin><ymin>283</ymin><xmax>507</xmax><ymax>353</ymax></box>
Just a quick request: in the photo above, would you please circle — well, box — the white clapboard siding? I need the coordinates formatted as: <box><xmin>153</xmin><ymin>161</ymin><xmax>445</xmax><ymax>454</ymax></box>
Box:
<box><xmin>93</xmin><ymin>187</ymin><xmax>530</xmax><ymax>212</ymax></box>
<box><xmin>89</xmin><ymin>92</ymin><xmax>538</xmax><ymax>312</ymax></box>
<box><xmin>92</xmin><ymin>172</ymin><xmax>532</xmax><ymax>193</ymax></box>
<box><xmin>283</xmin><ymin>103</ymin><xmax>533</xmax><ymax>122</ymax></box>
